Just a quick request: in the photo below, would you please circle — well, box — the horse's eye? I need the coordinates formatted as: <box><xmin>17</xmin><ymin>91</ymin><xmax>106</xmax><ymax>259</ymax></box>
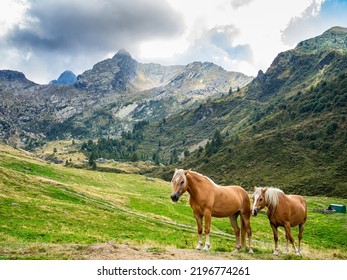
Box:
<box><xmin>259</xmin><ymin>198</ymin><xmax>263</xmax><ymax>202</ymax></box>
<box><xmin>180</xmin><ymin>181</ymin><xmax>184</xmax><ymax>186</ymax></box>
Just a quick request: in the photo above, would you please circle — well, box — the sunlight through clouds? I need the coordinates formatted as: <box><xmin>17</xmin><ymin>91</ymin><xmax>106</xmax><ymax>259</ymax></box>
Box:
<box><xmin>0</xmin><ymin>0</ymin><xmax>29</xmax><ymax>36</ymax></box>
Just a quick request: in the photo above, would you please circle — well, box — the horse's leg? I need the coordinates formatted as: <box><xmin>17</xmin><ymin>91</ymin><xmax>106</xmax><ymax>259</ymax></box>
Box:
<box><xmin>297</xmin><ymin>223</ymin><xmax>305</xmax><ymax>256</ymax></box>
<box><xmin>240</xmin><ymin>212</ymin><xmax>253</xmax><ymax>254</ymax></box>
<box><xmin>229</xmin><ymin>213</ymin><xmax>241</xmax><ymax>253</ymax></box>
<box><xmin>270</xmin><ymin>223</ymin><xmax>279</xmax><ymax>255</ymax></box>
<box><xmin>284</xmin><ymin>231</ymin><xmax>289</xmax><ymax>254</ymax></box>
<box><xmin>194</xmin><ymin>213</ymin><xmax>203</xmax><ymax>250</ymax></box>
<box><xmin>284</xmin><ymin>222</ymin><xmax>299</xmax><ymax>255</ymax></box>
<box><xmin>203</xmin><ymin>210</ymin><xmax>212</xmax><ymax>251</ymax></box>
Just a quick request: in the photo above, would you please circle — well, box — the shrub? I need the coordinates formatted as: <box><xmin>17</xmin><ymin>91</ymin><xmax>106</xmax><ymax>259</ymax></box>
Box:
<box><xmin>326</xmin><ymin>122</ymin><xmax>338</xmax><ymax>136</ymax></box>
<box><xmin>295</xmin><ymin>131</ymin><xmax>305</xmax><ymax>141</ymax></box>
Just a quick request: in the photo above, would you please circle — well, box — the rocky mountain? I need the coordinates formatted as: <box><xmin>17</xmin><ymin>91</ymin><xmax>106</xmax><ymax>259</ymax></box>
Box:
<box><xmin>0</xmin><ymin>70</ymin><xmax>37</xmax><ymax>90</ymax></box>
<box><xmin>75</xmin><ymin>49</ymin><xmax>183</xmax><ymax>93</ymax></box>
<box><xmin>50</xmin><ymin>70</ymin><xmax>77</xmax><ymax>85</ymax></box>
<box><xmin>0</xmin><ymin>50</ymin><xmax>253</xmax><ymax>147</ymax></box>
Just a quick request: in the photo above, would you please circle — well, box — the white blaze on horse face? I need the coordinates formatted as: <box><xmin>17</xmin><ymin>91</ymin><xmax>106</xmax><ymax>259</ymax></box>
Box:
<box><xmin>170</xmin><ymin>169</ymin><xmax>187</xmax><ymax>202</ymax></box>
<box><xmin>252</xmin><ymin>189</ymin><xmax>264</xmax><ymax>216</ymax></box>
<box><xmin>252</xmin><ymin>192</ymin><xmax>259</xmax><ymax>216</ymax></box>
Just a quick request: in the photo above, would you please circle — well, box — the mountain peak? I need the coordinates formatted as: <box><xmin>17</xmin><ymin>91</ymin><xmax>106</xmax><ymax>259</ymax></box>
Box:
<box><xmin>50</xmin><ymin>70</ymin><xmax>77</xmax><ymax>85</ymax></box>
<box><xmin>0</xmin><ymin>69</ymin><xmax>36</xmax><ymax>87</ymax></box>
<box><xmin>323</xmin><ymin>26</ymin><xmax>347</xmax><ymax>35</ymax></box>
<box><xmin>113</xmin><ymin>49</ymin><xmax>132</xmax><ymax>59</ymax></box>
<box><xmin>295</xmin><ymin>26</ymin><xmax>347</xmax><ymax>53</ymax></box>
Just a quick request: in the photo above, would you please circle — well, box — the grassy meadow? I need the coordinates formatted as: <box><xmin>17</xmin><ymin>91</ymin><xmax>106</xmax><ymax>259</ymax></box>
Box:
<box><xmin>0</xmin><ymin>142</ymin><xmax>346</xmax><ymax>259</ymax></box>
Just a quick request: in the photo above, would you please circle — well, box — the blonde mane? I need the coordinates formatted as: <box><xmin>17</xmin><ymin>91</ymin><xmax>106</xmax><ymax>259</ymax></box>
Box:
<box><xmin>265</xmin><ymin>187</ymin><xmax>284</xmax><ymax>209</ymax></box>
<box><xmin>172</xmin><ymin>169</ymin><xmax>185</xmax><ymax>182</ymax></box>
<box><xmin>189</xmin><ymin>171</ymin><xmax>220</xmax><ymax>188</ymax></box>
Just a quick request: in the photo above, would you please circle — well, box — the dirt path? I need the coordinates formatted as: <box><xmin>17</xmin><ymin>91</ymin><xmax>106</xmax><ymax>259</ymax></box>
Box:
<box><xmin>84</xmin><ymin>243</ymin><xmax>238</xmax><ymax>260</ymax></box>
<box><xmin>2</xmin><ymin>241</ymin><xmax>345</xmax><ymax>260</ymax></box>
<box><xmin>72</xmin><ymin>242</ymin><xmax>345</xmax><ymax>260</ymax></box>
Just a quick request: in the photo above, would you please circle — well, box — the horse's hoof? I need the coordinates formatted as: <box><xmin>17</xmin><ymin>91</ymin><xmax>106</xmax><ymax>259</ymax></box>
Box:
<box><xmin>273</xmin><ymin>251</ymin><xmax>279</xmax><ymax>256</ymax></box>
<box><xmin>284</xmin><ymin>249</ymin><xmax>289</xmax><ymax>254</ymax></box>
<box><xmin>203</xmin><ymin>245</ymin><xmax>210</xmax><ymax>251</ymax></box>
<box><xmin>248</xmin><ymin>249</ymin><xmax>254</xmax><ymax>254</ymax></box>
<box><xmin>233</xmin><ymin>249</ymin><xmax>239</xmax><ymax>253</ymax></box>
<box><xmin>296</xmin><ymin>251</ymin><xmax>302</xmax><ymax>256</ymax></box>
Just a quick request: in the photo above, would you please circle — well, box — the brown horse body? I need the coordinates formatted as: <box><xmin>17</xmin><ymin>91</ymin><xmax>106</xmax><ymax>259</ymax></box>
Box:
<box><xmin>171</xmin><ymin>169</ymin><xmax>253</xmax><ymax>253</ymax></box>
<box><xmin>252</xmin><ymin>187</ymin><xmax>307</xmax><ymax>256</ymax></box>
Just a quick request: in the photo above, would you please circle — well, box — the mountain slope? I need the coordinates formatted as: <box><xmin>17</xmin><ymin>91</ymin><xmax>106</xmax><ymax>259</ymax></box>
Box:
<box><xmin>247</xmin><ymin>26</ymin><xmax>347</xmax><ymax>101</ymax></box>
<box><xmin>149</xmin><ymin>27</ymin><xmax>347</xmax><ymax>197</ymax></box>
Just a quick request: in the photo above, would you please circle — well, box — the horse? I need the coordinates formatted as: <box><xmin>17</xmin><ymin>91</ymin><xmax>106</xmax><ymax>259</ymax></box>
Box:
<box><xmin>251</xmin><ymin>187</ymin><xmax>307</xmax><ymax>256</ymax></box>
<box><xmin>170</xmin><ymin>169</ymin><xmax>253</xmax><ymax>253</ymax></box>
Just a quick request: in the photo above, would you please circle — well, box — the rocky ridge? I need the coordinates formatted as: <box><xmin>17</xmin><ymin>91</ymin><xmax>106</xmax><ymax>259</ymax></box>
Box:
<box><xmin>0</xmin><ymin>50</ymin><xmax>253</xmax><ymax>147</ymax></box>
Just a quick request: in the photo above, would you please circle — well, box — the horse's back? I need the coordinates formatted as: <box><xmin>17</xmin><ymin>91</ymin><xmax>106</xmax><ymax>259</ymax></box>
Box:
<box><xmin>225</xmin><ymin>185</ymin><xmax>250</xmax><ymax>204</ymax></box>
<box><xmin>212</xmin><ymin>185</ymin><xmax>250</xmax><ymax>217</ymax></box>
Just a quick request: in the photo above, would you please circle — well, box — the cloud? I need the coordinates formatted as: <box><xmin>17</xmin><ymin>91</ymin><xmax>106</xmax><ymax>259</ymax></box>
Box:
<box><xmin>1</xmin><ymin>0</ymin><xmax>346</xmax><ymax>84</ymax></box>
<box><xmin>282</xmin><ymin>0</ymin><xmax>347</xmax><ymax>46</ymax></box>
<box><xmin>10</xmin><ymin>0</ymin><xmax>183</xmax><ymax>52</ymax></box>
<box><xmin>207</xmin><ymin>26</ymin><xmax>253</xmax><ymax>62</ymax></box>
<box><xmin>230</xmin><ymin>0</ymin><xmax>254</xmax><ymax>9</ymax></box>
<box><xmin>156</xmin><ymin>24</ymin><xmax>254</xmax><ymax>77</ymax></box>
<box><xmin>152</xmin><ymin>0</ymin><xmax>333</xmax><ymax>77</ymax></box>
<box><xmin>2</xmin><ymin>0</ymin><xmax>184</xmax><ymax>83</ymax></box>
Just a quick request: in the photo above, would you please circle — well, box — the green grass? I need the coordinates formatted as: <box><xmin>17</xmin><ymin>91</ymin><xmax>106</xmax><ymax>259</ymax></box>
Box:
<box><xmin>0</xmin><ymin>142</ymin><xmax>346</xmax><ymax>259</ymax></box>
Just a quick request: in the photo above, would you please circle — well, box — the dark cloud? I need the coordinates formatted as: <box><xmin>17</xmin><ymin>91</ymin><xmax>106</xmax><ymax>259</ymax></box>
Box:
<box><xmin>9</xmin><ymin>0</ymin><xmax>183</xmax><ymax>52</ymax></box>
<box><xmin>3</xmin><ymin>0</ymin><xmax>184</xmax><ymax>83</ymax></box>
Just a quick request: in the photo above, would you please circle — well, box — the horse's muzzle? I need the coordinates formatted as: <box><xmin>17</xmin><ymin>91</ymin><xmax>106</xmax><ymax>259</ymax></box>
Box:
<box><xmin>171</xmin><ymin>192</ymin><xmax>180</xmax><ymax>202</ymax></box>
<box><xmin>252</xmin><ymin>208</ymin><xmax>258</xmax><ymax>217</ymax></box>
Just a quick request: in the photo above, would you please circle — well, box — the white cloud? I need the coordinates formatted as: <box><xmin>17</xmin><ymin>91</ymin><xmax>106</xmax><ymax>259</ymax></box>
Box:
<box><xmin>0</xmin><ymin>0</ymin><xmax>28</xmax><ymax>36</ymax></box>
<box><xmin>140</xmin><ymin>0</ymin><xmax>327</xmax><ymax>76</ymax></box>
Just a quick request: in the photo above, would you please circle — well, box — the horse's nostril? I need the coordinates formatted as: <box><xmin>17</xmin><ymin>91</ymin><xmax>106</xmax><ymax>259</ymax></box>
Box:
<box><xmin>171</xmin><ymin>193</ymin><xmax>179</xmax><ymax>202</ymax></box>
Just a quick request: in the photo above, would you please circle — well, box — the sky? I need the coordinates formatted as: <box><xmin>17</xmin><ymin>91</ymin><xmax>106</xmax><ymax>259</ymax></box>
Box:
<box><xmin>0</xmin><ymin>0</ymin><xmax>346</xmax><ymax>84</ymax></box>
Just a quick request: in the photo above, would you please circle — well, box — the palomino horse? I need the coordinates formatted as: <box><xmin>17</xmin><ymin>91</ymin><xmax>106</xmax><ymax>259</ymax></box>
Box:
<box><xmin>251</xmin><ymin>187</ymin><xmax>307</xmax><ymax>256</ymax></box>
<box><xmin>170</xmin><ymin>169</ymin><xmax>253</xmax><ymax>253</ymax></box>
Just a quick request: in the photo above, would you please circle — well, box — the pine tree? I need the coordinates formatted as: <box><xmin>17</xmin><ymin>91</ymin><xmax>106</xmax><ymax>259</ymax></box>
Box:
<box><xmin>89</xmin><ymin>152</ymin><xmax>97</xmax><ymax>169</ymax></box>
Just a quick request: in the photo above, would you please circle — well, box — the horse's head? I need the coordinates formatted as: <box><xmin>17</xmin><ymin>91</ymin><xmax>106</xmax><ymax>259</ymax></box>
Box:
<box><xmin>170</xmin><ymin>168</ymin><xmax>190</xmax><ymax>202</ymax></box>
<box><xmin>251</xmin><ymin>186</ymin><xmax>268</xmax><ymax>216</ymax></box>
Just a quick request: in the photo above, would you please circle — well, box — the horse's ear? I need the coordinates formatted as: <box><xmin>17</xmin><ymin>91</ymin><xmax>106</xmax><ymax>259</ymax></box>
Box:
<box><xmin>184</xmin><ymin>169</ymin><xmax>191</xmax><ymax>175</ymax></box>
<box><xmin>175</xmin><ymin>168</ymin><xmax>178</xmax><ymax>172</ymax></box>
<box><xmin>262</xmin><ymin>187</ymin><xmax>268</xmax><ymax>194</ymax></box>
<box><xmin>253</xmin><ymin>186</ymin><xmax>258</xmax><ymax>191</ymax></box>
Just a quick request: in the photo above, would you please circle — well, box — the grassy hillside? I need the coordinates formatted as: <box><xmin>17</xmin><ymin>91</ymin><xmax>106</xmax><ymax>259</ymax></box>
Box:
<box><xmin>173</xmin><ymin>70</ymin><xmax>347</xmax><ymax>198</ymax></box>
<box><xmin>0</xmin><ymin>142</ymin><xmax>346</xmax><ymax>259</ymax></box>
